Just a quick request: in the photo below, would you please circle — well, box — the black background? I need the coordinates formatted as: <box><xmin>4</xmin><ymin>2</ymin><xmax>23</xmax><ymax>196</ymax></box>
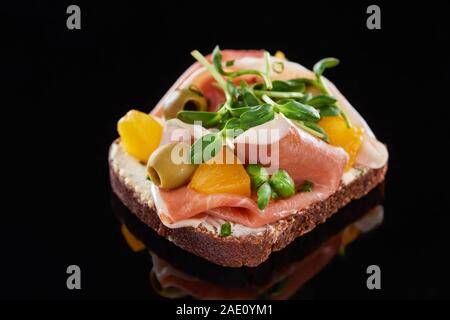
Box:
<box><xmin>3</xmin><ymin>0</ymin><xmax>450</xmax><ymax>300</ymax></box>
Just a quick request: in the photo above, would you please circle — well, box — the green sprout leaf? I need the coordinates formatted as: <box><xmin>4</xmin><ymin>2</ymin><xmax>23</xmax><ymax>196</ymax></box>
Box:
<box><xmin>293</xmin><ymin>120</ymin><xmax>328</xmax><ymax>141</ymax></box>
<box><xmin>276</xmin><ymin>100</ymin><xmax>320</xmax><ymax>122</ymax></box>
<box><xmin>246</xmin><ymin>164</ymin><xmax>269</xmax><ymax>190</ymax></box>
<box><xmin>271</xmin><ymin>79</ymin><xmax>306</xmax><ymax>92</ymax></box>
<box><xmin>305</xmin><ymin>95</ymin><xmax>341</xmax><ymax>117</ymax></box>
<box><xmin>190</xmin><ymin>133</ymin><xmax>223</xmax><ymax>164</ymax></box>
<box><xmin>176</xmin><ymin>111</ymin><xmax>220</xmax><ymax>128</ymax></box>
<box><xmin>306</xmin><ymin>95</ymin><xmax>337</xmax><ymax>107</ymax></box>
<box><xmin>254</xmin><ymin>90</ymin><xmax>304</xmax><ymax>99</ymax></box>
<box><xmin>191</xmin><ymin>49</ymin><xmax>229</xmax><ymax>101</ymax></box>
<box><xmin>303</xmin><ymin>121</ymin><xmax>329</xmax><ymax>141</ymax></box>
<box><xmin>212</xmin><ymin>45</ymin><xmax>227</xmax><ymax>75</ymax></box>
<box><xmin>240</xmin><ymin>104</ymin><xmax>275</xmax><ymax>129</ymax></box>
<box><xmin>257</xmin><ymin>182</ymin><xmax>272</xmax><ymax>210</ymax></box>
<box><xmin>313</xmin><ymin>57</ymin><xmax>340</xmax><ymax>76</ymax></box>
<box><xmin>269</xmin><ymin>170</ymin><xmax>295</xmax><ymax>198</ymax></box>
<box><xmin>229</xmin><ymin>106</ymin><xmax>253</xmax><ymax>117</ymax></box>
<box><xmin>318</xmin><ymin>105</ymin><xmax>341</xmax><ymax>117</ymax></box>
<box><xmin>184</xmin><ymin>49</ymin><xmax>352</xmax><ymax>137</ymax></box>
<box><xmin>246</xmin><ymin>165</ymin><xmax>297</xmax><ymax>210</ymax></box>
<box><xmin>239</xmin><ymin>81</ymin><xmax>260</xmax><ymax>106</ymax></box>
<box><xmin>222</xmin><ymin>118</ymin><xmax>243</xmax><ymax>139</ymax></box>
<box><xmin>220</xmin><ymin>222</ymin><xmax>232</xmax><ymax>237</ymax></box>
<box><xmin>312</xmin><ymin>57</ymin><xmax>351</xmax><ymax>128</ymax></box>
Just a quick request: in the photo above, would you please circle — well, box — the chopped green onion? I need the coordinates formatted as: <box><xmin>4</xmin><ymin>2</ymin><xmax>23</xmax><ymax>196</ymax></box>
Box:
<box><xmin>220</xmin><ymin>222</ymin><xmax>232</xmax><ymax>237</ymax></box>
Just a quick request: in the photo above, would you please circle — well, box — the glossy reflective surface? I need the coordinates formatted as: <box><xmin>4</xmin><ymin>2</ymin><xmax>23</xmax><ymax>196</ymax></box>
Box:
<box><xmin>111</xmin><ymin>185</ymin><xmax>385</xmax><ymax>299</ymax></box>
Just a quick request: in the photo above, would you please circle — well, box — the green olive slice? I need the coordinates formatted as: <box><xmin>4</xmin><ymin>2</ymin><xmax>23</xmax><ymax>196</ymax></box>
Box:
<box><xmin>147</xmin><ymin>142</ymin><xmax>197</xmax><ymax>189</ymax></box>
<box><xmin>163</xmin><ymin>89</ymin><xmax>207</xmax><ymax>119</ymax></box>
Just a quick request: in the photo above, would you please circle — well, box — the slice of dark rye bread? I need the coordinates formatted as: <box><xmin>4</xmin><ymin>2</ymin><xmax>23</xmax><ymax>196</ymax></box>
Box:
<box><xmin>109</xmin><ymin>142</ymin><xmax>387</xmax><ymax>268</ymax></box>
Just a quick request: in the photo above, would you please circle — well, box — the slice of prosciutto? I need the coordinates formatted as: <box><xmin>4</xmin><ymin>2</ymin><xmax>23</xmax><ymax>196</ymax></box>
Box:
<box><xmin>155</xmin><ymin>114</ymin><xmax>348</xmax><ymax>228</ymax></box>
<box><xmin>149</xmin><ymin>49</ymin><xmax>387</xmax><ymax>228</ymax></box>
<box><xmin>152</xmin><ymin>50</ymin><xmax>388</xmax><ymax>169</ymax></box>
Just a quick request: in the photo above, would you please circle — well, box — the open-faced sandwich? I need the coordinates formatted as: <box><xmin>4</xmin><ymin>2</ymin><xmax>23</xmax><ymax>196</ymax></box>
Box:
<box><xmin>109</xmin><ymin>47</ymin><xmax>388</xmax><ymax>267</ymax></box>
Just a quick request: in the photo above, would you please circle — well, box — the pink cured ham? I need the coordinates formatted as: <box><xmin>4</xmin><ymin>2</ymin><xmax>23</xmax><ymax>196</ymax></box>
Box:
<box><xmin>150</xmin><ymin>49</ymin><xmax>384</xmax><ymax>228</ymax></box>
<box><xmin>158</xmin><ymin>124</ymin><xmax>348</xmax><ymax>228</ymax></box>
<box><xmin>151</xmin><ymin>49</ymin><xmax>387</xmax><ymax>170</ymax></box>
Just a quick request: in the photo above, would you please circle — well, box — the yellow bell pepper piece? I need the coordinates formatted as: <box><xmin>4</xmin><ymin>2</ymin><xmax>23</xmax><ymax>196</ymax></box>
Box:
<box><xmin>189</xmin><ymin>149</ymin><xmax>251</xmax><ymax>197</ymax></box>
<box><xmin>117</xmin><ymin>110</ymin><xmax>163</xmax><ymax>163</ymax></box>
<box><xmin>319</xmin><ymin>116</ymin><xmax>364</xmax><ymax>171</ymax></box>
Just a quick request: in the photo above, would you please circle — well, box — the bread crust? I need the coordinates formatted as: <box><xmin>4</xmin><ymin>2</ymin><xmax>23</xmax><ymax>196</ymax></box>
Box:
<box><xmin>109</xmin><ymin>144</ymin><xmax>387</xmax><ymax>267</ymax></box>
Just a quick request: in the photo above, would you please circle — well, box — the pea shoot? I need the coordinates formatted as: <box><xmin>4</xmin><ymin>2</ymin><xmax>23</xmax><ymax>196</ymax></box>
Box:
<box><xmin>246</xmin><ymin>165</ymin><xmax>296</xmax><ymax>210</ymax></box>
<box><xmin>246</xmin><ymin>164</ymin><xmax>269</xmax><ymax>190</ymax></box>
<box><xmin>312</xmin><ymin>58</ymin><xmax>352</xmax><ymax>128</ymax></box>
<box><xmin>269</xmin><ymin>170</ymin><xmax>295</xmax><ymax>198</ymax></box>
<box><xmin>178</xmin><ymin>46</ymin><xmax>349</xmax><ymax>164</ymax></box>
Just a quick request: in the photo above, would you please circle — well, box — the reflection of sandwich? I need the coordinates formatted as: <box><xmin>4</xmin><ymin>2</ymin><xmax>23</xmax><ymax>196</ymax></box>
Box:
<box><xmin>113</xmin><ymin>184</ymin><xmax>384</xmax><ymax>299</ymax></box>
<box><xmin>109</xmin><ymin>48</ymin><xmax>388</xmax><ymax>267</ymax></box>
